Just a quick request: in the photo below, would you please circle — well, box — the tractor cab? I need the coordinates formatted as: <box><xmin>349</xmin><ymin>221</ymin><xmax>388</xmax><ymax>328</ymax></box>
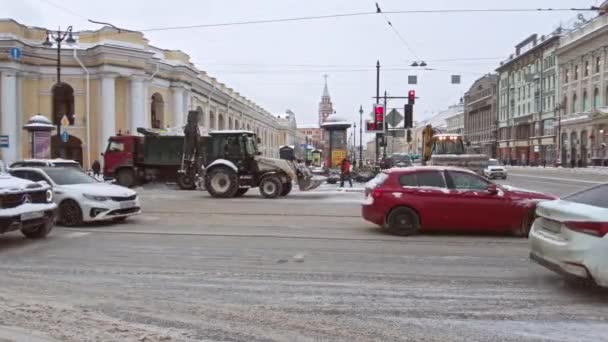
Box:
<box><xmin>206</xmin><ymin>131</ymin><xmax>260</xmax><ymax>174</ymax></box>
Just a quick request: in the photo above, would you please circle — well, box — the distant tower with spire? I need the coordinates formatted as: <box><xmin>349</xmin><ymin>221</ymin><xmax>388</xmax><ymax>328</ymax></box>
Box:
<box><xmin>318</xmin><ymin>74</ymin><xmax>334</xmax><ymax>125</ymax></box>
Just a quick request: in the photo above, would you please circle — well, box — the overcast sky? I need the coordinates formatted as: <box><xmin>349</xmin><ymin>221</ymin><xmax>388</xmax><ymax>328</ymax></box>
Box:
<box><xmin>4</xmin><ymin>0</ymin><xmax>598</xmax><ymax>127</ymax></box>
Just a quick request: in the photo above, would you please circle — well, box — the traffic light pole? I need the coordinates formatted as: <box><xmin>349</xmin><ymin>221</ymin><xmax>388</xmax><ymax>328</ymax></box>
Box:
<box><xmin>383</xmin><ymin>91</ymin><xmax>388</xmax><ymax>160</ymax></box>
<box><xmin>375</xmin><ymin>60</ymin><xmax>380</xmax><ymax>164</ymax></box>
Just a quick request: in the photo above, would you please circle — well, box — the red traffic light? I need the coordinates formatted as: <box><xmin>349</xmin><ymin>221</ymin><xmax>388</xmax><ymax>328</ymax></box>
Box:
<box><xmin>374</xmin><ymin>104</ymin><xmax>384</xmax><ymax>123</ymax></box>
<box><xmin>408</xmin><ymin>90</ymin><xmax>416</xmax><ymax>105</ymax></box>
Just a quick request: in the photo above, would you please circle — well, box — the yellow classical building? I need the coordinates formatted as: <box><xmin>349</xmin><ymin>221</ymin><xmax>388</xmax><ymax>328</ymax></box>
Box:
<box><xmin>0</xmin><ymin>19</ymin><xmax>282</xmax><ymax>168</ymax></box>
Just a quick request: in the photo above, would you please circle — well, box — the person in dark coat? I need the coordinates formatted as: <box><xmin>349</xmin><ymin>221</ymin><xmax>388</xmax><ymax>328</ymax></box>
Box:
<box><xmin>92</xmin><ymin>160</ymin><xmax>101</xmax><ymax>177</ymax></box>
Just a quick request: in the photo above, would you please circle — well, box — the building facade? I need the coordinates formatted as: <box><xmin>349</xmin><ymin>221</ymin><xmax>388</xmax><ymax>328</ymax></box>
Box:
<box><xmin>445</xmin><ymin>112</ymin><xmax>464</xmax><ymax>135</ymax></box>
<box><xmin>297</xmin><ymin>124</ymin><xmax>323</xmax><ymax>149</ymax></box>
<box><xmin>0</xmin><ymin>19</ymin><xmax>282</xmax><ymax>167</ymax></box>
<box><xmin>463</xmin><ymin>74</ymin><xmax>499</xmax><ymax>157</ymax></box>
<box><xmin>496</xmin><ymin>33</ymin><xmax>560</xmax><ymax>165</ymax></box>
<box><xmin>276</xmin><ymin>110</ymin><xmax>305</xmax><ymax>148</ymax></box>
<box><xmin>556</xmin><ymin>13</ymin><xmax>608</xmax><ymax>166</ymax></box>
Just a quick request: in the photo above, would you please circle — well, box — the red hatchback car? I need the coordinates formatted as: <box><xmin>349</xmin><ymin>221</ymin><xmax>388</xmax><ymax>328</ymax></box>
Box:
<box><xmin>362</xmin><ymin>166</ymin><xmax>557</xmax><ymax>236</ymax></box>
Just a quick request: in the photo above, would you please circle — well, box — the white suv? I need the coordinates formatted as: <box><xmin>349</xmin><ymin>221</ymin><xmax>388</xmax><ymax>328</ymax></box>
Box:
<box><xmin>0</xmin><ymin>162</ymin><xmax>57</xmax><ymax>238</ymax></box>
<box><xmin>483</xmin><ymin>159</ymin><xmax>508</xmax><ymax>180</ymax></box>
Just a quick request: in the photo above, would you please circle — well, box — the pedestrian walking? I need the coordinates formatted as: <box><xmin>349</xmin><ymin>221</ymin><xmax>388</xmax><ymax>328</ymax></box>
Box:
<box><xmin>340</xmin><ymin>158</ymin><xmax>352</xmax><ymax>188</ymax></box>
<box><xmin>92</xmin><ymin>160</ymin><xmax>101</xmax><ymax>177</ymax></box>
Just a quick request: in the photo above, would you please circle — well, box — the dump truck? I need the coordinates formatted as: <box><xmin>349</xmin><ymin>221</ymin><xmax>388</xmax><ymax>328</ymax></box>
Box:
<box><xmin>102</xmin><ymin>129</ymin><xmax>185</xmax><ymax>188</ymax></box>
<box><xmin>421</xmin><ymin>124</ymin><xmax>489</xmax><ymax>174</ymax></box>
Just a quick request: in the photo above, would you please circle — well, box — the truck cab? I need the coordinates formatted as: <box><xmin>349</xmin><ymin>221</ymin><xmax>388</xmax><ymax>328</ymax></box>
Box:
<box><xmin>102</xmin><ymin>135</ymin><xmax>142</xmax><ymax>183</ymax></box>
<box><xmin>204</xmin><ymin>131</ymin><xmax>260</xmax><ymax>181</ymax></box>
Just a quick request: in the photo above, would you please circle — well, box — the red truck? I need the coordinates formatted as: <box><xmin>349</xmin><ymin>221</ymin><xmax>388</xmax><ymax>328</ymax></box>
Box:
<box><xmin>102</xmin><ymin>130</ymin><xmax>184</xmax><ymax>188</ymax></box>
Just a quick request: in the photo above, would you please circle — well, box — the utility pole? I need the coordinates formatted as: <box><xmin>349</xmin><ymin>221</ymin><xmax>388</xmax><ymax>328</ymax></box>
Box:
<box><xmin>359</xmin><ymin>105</ymin><xmax>363</xmax><ymax>167</ymax></box>
<box><xmin>375</xmin><ymin>60</ymin><xmax>380</xmax><ymax>163</ymax></box>
<box><xmin>383</xmin><ymin>91</ymin><xmax>388</xmax><ymax>159</ymax></box>
<box><xmin>353</xmin><ymin>121</ymin><xmax>357</xmax><ymax>162</ymax></box>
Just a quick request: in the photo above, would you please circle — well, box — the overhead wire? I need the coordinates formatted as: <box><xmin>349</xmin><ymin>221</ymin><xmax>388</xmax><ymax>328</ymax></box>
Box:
<box><xmin>136</xmin><ymin>7</ymin><xmax>598</xmax><ymax>32</ymax></box>
<box><xmin>376</xmin><ymin>2</ymin><xmax>421</xmax><ymax>61</ymax></box>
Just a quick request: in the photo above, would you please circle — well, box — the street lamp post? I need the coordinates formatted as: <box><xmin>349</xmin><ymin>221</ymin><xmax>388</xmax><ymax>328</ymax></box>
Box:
<box><xmin>554</xmin><ymin>102</ymin><xmax>564</xmax><ymax>167</ymax></box>
<box><xmin>42</xmin><ymin>26</ymin><xmax>76</xmax><ymax>84</ymax></box>
<box><xmin>359</xmin><ymin>105</ymin><xmax>363</xmax><ymax>167</ymax></box>
<box><xmin>353</xmin><ymin>121</ymin><xmax>357</xmax><ymax>163</ymax></box>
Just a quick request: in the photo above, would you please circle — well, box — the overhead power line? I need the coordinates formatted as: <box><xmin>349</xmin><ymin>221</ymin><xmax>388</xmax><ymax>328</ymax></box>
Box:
<box><xmin>195</xmin><ymin>57</ymin><xmax>503</xmax><ymax>68</ymax></box>
<box><xmin>376</xmin><ymin>2</ymin><xmax>421</xmax><ymax>60</ymax></box>
<box><xmin>138</xmin><ymin>7</ymin><xmax>599</xmax><ymax>32</ymax></box>
<box><xmin>37</xmin><ymin>0</ymin><xmax>88</xmax><ymax>20</ymax></box>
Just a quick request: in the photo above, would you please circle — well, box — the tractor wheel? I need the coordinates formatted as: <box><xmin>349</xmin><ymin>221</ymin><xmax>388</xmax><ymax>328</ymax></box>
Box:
<box><xmin>280</xmin><ymin>181</ymin><xmax>292</xmax><ymax>196</ymax></box>
<box><xmin>234</xmin><ymin>188</ymin><xmax>249</xmax><ymax>197</ymax></box>
<box><xmin>177</xmin><ymin>172</ymin><xmax>196</xmax><ymax>190</ymax></box>
<box><xmin>205</xmin><ymin>167</ymin><xmax>239</xmax><ymax>198</ymax></box>
<box><xmin>116</xmin><ymin>168</ymin><xmax>136</xmax><ymax>188</ymax></box>
<box><xmin>259</xmin><ymin>176</ymin><xmax>283</xmax><ymax>199</ymax></box>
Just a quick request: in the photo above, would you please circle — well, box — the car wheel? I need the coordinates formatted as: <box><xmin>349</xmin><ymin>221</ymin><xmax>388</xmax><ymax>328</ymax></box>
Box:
<box><xmin>514</xmin><ymin>209</ymin><xmax>535</xmax><ymax>237</ymax></box>
<box><xmin>59</xmin><ymin>200</ymin><xmax>83</xmax><ymax>227</ymax></box>
<box><xmin>205</xmin><ymin>167</ymin><xmax>239</xmax><ymax>198</ymax></box>
<box><xmin>21</xmin><ymin>220</ymin><xmax>53</xmax><ymax>239</ymax></box>
<box><xmin>116</xmin><ymin>168</ymin><xmax>136</xmax><ymax>188</ymax></box>
<box><xmin>386</xmin><ymin>207</ymin><xmax>420</xmax><ymax>236</ymax></box>
<box><xmin>234</xmin><ymin>188</ymin><xmax>249</xmax><ymax>197</ymax></box>
<box><xmin>177</xmin><ymin>172</ymin><xmax>196</xmax><ymax>190</ymax></box>
<box><xmin>280</xmin><ymin>181</ymin><xmax>292</xmax><ymax>196</ymax></box>
<box><xmin>259</xmin><ymin>176</ymin><xmax>283</xmax><ymax>199</ymax></box>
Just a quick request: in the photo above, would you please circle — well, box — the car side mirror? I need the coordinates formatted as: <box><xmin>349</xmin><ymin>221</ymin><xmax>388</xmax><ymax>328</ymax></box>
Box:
<box><xmin>487</xmin><ymin>183</ymin><xmax>498</xmax><ymax>195</ymax></box>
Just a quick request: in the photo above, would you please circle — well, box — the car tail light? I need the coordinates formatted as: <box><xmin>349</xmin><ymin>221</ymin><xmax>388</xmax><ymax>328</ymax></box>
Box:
<box><xmin>564</xmin><ymin>221</ymin><xmax>608</xmax><ymax>237</ymax></box>
<box><xmin>372</xmin><ymin>188</ymin><xmax>384</xmax><ymax>199</ymax></box>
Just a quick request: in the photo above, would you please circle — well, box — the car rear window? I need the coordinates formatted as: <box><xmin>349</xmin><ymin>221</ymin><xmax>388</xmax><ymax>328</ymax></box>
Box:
<box><xmin>564</xmin><ymin>184</ymin><xmax>608</xmax><ymax>209</ymax></box>
<box><xmin>367</xmin><ymin>172</ymin><xmax>389</xmax><ymax>188</ymax></box>
<box><xmin>399</xmin><ymin>171</ymin><xmax>446</xmax><ymax>188</ymax></box>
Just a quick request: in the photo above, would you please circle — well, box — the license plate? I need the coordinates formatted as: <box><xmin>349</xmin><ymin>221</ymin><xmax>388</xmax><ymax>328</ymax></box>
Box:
<box><xmin>119</xmin><ymin>201</ymin><xmax>136</xmax><ymax>209</ymax></box>
<box><xmin>21</xmin><ymin>211</ymin><xmax>44</xmax><ymax>221</ymax></box>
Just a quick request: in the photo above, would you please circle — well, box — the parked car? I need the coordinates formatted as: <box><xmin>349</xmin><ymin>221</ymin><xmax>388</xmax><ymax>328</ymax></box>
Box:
<box><xmin>10</xmin><ymin>166</ymin><xmax>140</xmax><ymax>226</ymax></box>
<box><xmin>362</xmin><ymin>166</ymin><xmax>556</xmax><ymax>236</ymax></box>
<box><xmin>326</xmin><ymin>170</ymin><xmax>341</xmax><ymax>184</ymax></box>
<box><xmin>10</xmin><ymin>158</ymin><xmax>82</xmax><ymax>170</ymax></box>
<box><xmin>482</xmin><ymin>158</ymin><xmax>507</xmax><ymax>179</ymax></box>
<box><xmin>529</xmin><ymin>183</ymin><xmax>608</xmax><ymax>287</ymax></box>
<box><xmin>0</xmin><ymin>162</ymin><xmax>56</xmax><ymax>238</ymax></box>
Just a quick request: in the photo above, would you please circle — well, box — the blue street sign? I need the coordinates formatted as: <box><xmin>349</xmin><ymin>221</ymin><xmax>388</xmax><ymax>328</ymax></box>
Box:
<box><xmin>0</xmin><ymin>135</ymin><xmax>9</xmax><ymax>148</ymax></box>
<box><xmin>9</xmin><ymin>47</ymin><xmax>22</xmax><ymax>60</ymax></box>
<box><xmin>61</xmin><ymin>130</ymin><xmax>69</xmax><ymax>143</ymax></box>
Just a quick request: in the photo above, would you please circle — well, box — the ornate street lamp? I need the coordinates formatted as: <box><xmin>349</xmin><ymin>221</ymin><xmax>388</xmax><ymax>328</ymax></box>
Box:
<box><xmin>42</xmin><ymin>26</ymin><xmax>76</xmax><ymax>84</ymax></box>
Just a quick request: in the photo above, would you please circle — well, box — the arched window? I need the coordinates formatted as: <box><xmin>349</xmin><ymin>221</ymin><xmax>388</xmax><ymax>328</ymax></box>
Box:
<box><xmin>150</xmin><ymin>93</ymin><xmax>164</xmax><ymax>129</ymax></box>
<box><xmin>234</xmin><ymin>119</ymin><xmax>240</xmax><ymax>130</ymax></box>
<box><xmin>218</xmin><ymin>114</ymin><xmax>225</xmax><ymax>130</ymax></box>
<box><xmin>196</xmin><ymin>106</ymin><xmax>204</xmax><ymax>126</ymax></box>
<box><xmin>228</xmin><ymin>117</ymin><xmax>233</xmax><ymax>130</ymax></box>
<box><xmin>52</xmin><ymin>82</ymin><xmax>75</xmax><ymax>126</ymax></box>
<box><xmin>583</xmin><ymin>90</ymin><xmax>590</xmax><ymax>112</ymax></box>
<box><xmin>209</xmin><ymin>111</ymin><xmax>216</xmax><ymax>130</ymax></box>
<box><xmin>594</xmin><ymin>88</ymin><xmax>600</xmax><ymax>109</ymax></box>
<box><xmin>572</xmin><ymin>93</ymin><xmax>578</xmax><ymax>113</ymax></box>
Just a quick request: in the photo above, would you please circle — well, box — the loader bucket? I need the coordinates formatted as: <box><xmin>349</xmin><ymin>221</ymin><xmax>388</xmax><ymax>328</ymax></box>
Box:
<box><xmin>294</xmin><ymin>163</ymin><xmax>326</xmax><ymax>191</ymax></box>
<box><xmin>297</xmin><ymin>175</ymin><xmax>326</xmax><ymax>191</ymax></box>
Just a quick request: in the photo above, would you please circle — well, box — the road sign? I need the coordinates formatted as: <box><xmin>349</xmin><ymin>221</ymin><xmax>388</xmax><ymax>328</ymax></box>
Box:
<box><xmin>386</xmin><ymin>108</ymin><xmax>403</xmax><ymax>128</ymax></box>
<box><xmin>61</xmin><ymin>130</ymin><xmax>69</xmax><ymax>143</ymax></box>
<box><xmin>408</xmin><ymin>75</ymin><xmax>417</xmax><ymax>85</ymax></box>
<box><xmin>9</xmin><ymin>47</ymin><xmax>22</xmax><ymax>60</ymax></box>
<box><xmin>0</xmin><ymin>135</ymin><xmax>8</xmax><ymax>148</ymax></box>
